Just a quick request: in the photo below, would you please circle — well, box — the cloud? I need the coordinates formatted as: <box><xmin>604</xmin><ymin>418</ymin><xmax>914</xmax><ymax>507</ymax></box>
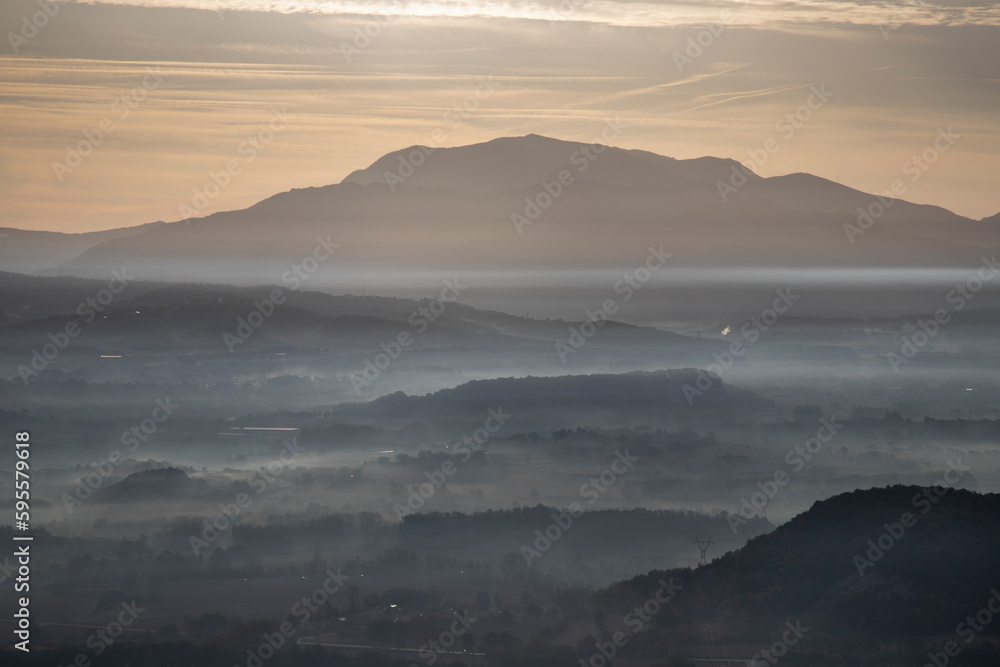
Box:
<box><xmin>71</xmin><ymin>0</ymin><xmax>1000</xmax><ymax>28</ymax></box>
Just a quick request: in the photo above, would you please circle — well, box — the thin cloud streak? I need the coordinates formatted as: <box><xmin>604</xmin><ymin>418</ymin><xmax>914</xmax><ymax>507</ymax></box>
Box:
<box><xmin>74</xmin><ymin>0</ymin><xmax>1000</xmax><ymax>27</ymax></box>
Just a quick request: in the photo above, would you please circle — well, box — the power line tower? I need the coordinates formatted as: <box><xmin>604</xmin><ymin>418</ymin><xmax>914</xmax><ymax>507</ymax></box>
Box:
<box><xmin>694</xmin><ymin>538</ymin><xmax>714</xmax><ymax>567</ymax></box>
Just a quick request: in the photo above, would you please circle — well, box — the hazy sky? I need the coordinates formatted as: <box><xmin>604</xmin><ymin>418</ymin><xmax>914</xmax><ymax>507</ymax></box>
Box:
<box><xmin>2</xmin><ymin>0</ymin><xmax>999</xmax><ymax>232</ymax></box>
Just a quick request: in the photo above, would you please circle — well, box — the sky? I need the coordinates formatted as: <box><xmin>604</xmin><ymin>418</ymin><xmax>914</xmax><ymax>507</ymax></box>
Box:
<box><xmin>1</xmin><ymin>0</ymin><xmax>999</xmax><ymax>233</ymax></box>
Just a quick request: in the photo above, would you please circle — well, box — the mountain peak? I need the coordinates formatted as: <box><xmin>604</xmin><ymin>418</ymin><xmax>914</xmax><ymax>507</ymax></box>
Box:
<box><xmin>342</xmin><ymin>134</ymin><xmax>746</xmax><ymax>193</ymax></box>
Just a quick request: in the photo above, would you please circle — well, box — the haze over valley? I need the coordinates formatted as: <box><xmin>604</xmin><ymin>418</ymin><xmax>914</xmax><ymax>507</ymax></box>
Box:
<box><xmin>2</xmin><ymin>2</ymin><xmax>999</xmax><ymax>666</ymax></box>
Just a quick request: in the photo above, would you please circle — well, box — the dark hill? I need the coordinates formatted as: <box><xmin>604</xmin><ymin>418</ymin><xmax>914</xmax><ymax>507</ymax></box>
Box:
<box><xmin>333</xmin><ymin>370</ymin><xmax>780</xmax><ymax>430</ymax></box>
<box><xmin>597</xmin><ymin>485</ymin><xmax>1000</xmax><ymax>646</ymax></box>
<box><xmin>93</xmin><ymin>467</ymin><xmax>204</xmax><ymax>504</ymax></box>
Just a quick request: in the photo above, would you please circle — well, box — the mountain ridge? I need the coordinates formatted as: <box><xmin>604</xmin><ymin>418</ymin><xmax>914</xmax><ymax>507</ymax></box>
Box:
<box><xmin>341</xmin><ymin>133</ymin><xmax>753</xmax><ymax>193</ymax></box>
<box><xmin>0</xmin><ymin>135</ymin><xmax>995</xmax><ymax>281</ymax></box>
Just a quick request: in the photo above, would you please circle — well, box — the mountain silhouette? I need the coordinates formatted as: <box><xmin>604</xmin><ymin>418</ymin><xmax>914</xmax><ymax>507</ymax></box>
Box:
<box><xmin>0</xmin><ymin>135</ymin><xmax>994</xmax><ymax>280</ymax></box>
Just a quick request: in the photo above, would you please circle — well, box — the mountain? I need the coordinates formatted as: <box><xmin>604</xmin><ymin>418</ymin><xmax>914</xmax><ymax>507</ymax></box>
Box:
<box><xmin>0</xmin><ymin>221</ymin><xmax>164</xmax><ymax>276</ymax></box>
<box><xmin>0</xmin><ymin>275</ymin><xmax>715</xmax><ymax>357</ymax></box>
<box><xmin>0</xmin><ymin>135</ymin><xmax>990</xmax><ymax>284</ymax></box>
<box><xmin>342</xmin><ymin>133</ymin><xmax>749</xmax><ymax>192</ymax></box>
<box><xmin>0</xmin><ymin>275</ymin><xmax>725</xmax><ymax>405</ymax></box>
<box><xmin>596</xmin><ymin>485</ymin><xmax>1000</xmax><ymax>648</ymax></box>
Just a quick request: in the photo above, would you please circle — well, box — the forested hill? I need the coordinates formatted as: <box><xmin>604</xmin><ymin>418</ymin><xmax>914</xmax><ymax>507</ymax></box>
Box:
<box><xmin>597</xmin><ymin>485</ymin><xmax>1000</xmax><ymax>643</ymax></box>
<box><xmin>334</xmin><ymin>370</ymin><xmax>779</xmax><ymax>429</ymax></box>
